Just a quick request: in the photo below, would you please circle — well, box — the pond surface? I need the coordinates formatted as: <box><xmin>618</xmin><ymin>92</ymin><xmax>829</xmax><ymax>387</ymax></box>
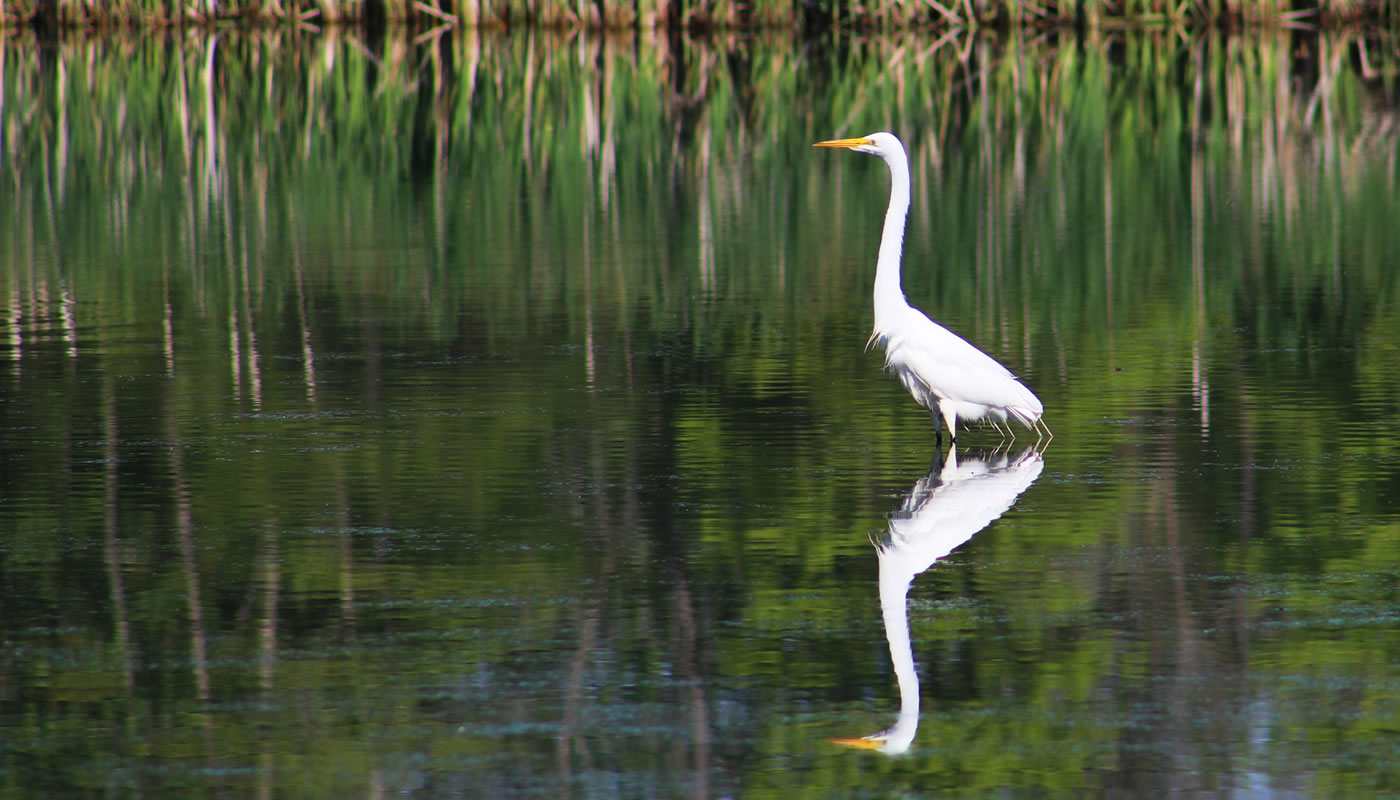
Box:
<box><xmin>3</xmin><ymin>28</ymin><xmax>1400</xmax><ymax>798</ymax></box>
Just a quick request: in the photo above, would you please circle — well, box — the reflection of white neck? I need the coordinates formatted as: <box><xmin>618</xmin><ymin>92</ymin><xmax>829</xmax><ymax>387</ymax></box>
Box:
<box><xmin>876</xmin><ymin>554</ymin><xmax>920</xmax><ymax>754</ymax></box>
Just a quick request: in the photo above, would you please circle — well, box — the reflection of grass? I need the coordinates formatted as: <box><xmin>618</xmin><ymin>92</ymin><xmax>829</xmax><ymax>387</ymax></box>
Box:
<box><xmin>4</xmin><ymin>0</ymin><xmax>1400</xmax><ymax>27</ymax></box>
<box><xmin>3</xmin><ymin>27</ymin><xmax>1398</xmax><ymax>351</ymax></box>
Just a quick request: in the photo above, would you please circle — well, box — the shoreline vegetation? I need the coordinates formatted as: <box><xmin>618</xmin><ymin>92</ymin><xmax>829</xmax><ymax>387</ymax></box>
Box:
<box><xmin>2</xmin><ymin>0</ymin><xmax>1400</xmax><ymax>31</ymax></box>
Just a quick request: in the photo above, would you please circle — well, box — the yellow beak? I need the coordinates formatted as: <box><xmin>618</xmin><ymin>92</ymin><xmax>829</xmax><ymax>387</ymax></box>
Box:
<box><xmin>829</xmin><ymin>736</ymin><xmax>886</xmax><ymax>750</ymax></box>
<box><xmin>814</xmin><ymin>137</ymin><xmax>873</xmax><ymax>149</ymax></box>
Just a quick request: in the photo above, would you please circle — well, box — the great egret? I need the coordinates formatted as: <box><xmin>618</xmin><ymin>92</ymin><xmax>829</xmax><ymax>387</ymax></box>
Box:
<box><xmin>831</xmin><ymin>446</ymin><xmax>1045</xmax><ymax>754</ymax></box>
<box><xmin>815</xmin><ymin>133</ymin><xmax>1050</xmax><ymax>443</ymax></box>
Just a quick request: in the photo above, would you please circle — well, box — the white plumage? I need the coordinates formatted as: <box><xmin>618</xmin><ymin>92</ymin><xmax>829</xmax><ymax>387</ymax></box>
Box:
<box><xmin>815</xmin><ymin>132</ymin><xmax>1050</xmax><ymax>443</ymax></box>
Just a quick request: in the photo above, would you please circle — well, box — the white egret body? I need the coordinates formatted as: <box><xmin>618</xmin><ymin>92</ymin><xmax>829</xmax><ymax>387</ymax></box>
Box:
<box><xmin>831</xmin><ymin>447</ymin><xmax>1045</xmax><ymax>754</ymax></box>
<box><xmin>815</xmin><ymin>133</ymin><xmax>1049</xmax><ymax>442</ymax></box>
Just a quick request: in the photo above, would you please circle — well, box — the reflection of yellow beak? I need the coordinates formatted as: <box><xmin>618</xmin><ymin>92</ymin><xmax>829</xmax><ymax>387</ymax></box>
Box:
<box><xmin>829</xmin><ymin>736</ymin><xmax>886</xmax><ymax>750</ymax></box>
<box><xmin>813</xmin><ymin>137</ymin><xmax>873</xmax><ymax>149</ymax></box>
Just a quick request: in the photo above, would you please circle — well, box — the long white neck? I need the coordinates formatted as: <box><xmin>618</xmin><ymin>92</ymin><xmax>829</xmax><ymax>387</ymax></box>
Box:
<box><xmin>877</xmin><ymin>552</ymin><xmax>920</xmax><ymax>753</ymax></box>
<box><xmin>873</xmin><ymin>142</ymin><xmax>912</xmax><ymax>335</ymax></box>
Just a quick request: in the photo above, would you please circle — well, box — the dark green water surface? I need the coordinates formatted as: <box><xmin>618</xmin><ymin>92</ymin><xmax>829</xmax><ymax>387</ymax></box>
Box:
<box><xmin>3</xmin><ymin>29</ymin><xmax>1400</xmax><ymax>798</ymax></box>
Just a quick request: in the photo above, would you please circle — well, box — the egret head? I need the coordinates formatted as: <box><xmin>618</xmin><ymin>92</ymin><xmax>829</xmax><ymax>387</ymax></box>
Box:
<box><xmin>813</xmin><ymin>131</ymin><xmax>903</xmax><ymax>158</ymax></box>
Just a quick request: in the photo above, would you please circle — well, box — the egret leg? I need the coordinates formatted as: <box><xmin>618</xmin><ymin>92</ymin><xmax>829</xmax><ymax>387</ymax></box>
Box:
<box><xmin>929</xmin><ymin>406</ymin><xmax>943</xmax><ymax>446</ymax></box>
<box><xmin>939</xmin><ymin>404</ymin><xmax>959</xmax><ymax>444</ymax></box>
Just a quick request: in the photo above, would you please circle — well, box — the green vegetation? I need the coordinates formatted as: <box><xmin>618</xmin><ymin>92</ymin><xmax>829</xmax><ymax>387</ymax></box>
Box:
<box><xmin>3</xmin><ymin>0</ymin><xmax>1400</xmax><ymax>29</ymax></box>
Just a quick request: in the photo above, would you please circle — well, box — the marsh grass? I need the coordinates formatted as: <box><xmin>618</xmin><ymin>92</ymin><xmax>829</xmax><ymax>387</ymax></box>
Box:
<box><xmin>2</xmin><ymin>0</ymin><xmax>1400</xmax><ymax>29</ymax></box>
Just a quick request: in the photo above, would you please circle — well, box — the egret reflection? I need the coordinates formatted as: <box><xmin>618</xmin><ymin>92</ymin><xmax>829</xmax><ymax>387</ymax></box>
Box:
<box><xmin>832</xmin><ymin>446</ymin><xmax>1045</xmax><ymax>754</ymax></box>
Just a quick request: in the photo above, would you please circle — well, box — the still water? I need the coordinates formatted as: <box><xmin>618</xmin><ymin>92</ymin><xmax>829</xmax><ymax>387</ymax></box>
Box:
<box><xmin>3</xmin><ymin>27</ymin><xmax>1400</xmax><ymax>798</ymax></box>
